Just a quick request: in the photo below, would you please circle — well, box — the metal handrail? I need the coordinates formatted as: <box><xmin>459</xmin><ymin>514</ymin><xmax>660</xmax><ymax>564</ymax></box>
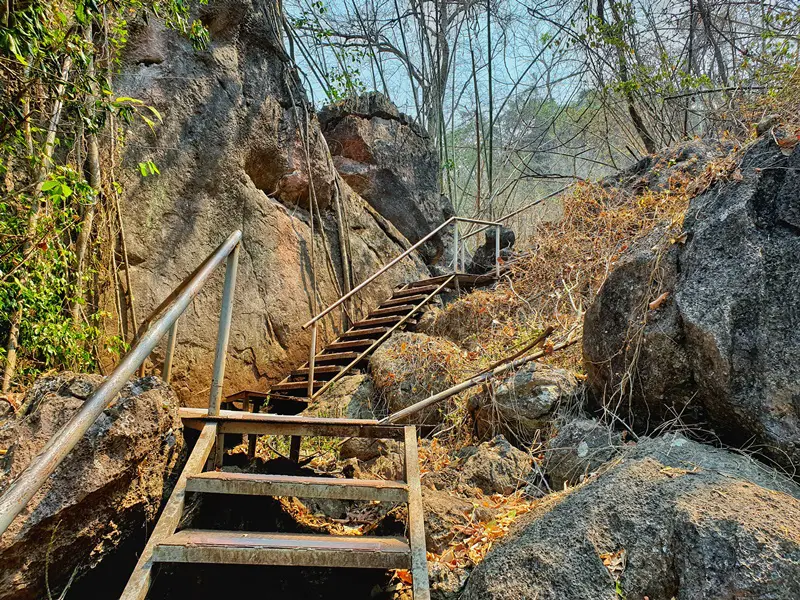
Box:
<box><xmin>461</xmin><ymin>186</ymin><xmax>570</xmax><ymax>241</ymax></box>
<box><xmin>302</xmin><ymin>216</ymin><xmax>501</xmax><ymax>329</ymax></box>
<box><xmin>0</xmin><ymin>230</ymin><xmax>243</xmax><ymax>535</ymax></box>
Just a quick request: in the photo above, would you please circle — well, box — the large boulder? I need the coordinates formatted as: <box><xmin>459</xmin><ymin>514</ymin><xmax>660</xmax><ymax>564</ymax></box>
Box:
<box><xmin>117</xmin><ymin>1</ymin><xmax>427</xmax><ymax>405</ymax></box>
<box><xmin>545</xmin><ymin>418</ymin><xmax>622</xmax><ymax>490</ymax></box>
<box><xmin>319</xmin><ymin>93</ymin><xmax>455</xmax><ymax>264</ymax></box>
<box><xmin>470</xmin><ymin>362</ymin><xmax>578</xmax><ymax>444</ymax></box>
<box><xmin>583</xmin><ymin>134</ymin><xmax>800</xmax><ymax>471</ymax></box>
<box><xmin>0</xmin><ymin>373</ymin><xmax>184</xmax><ymax>600</ymax></box>
<box><xmin>370</xmin><ymin>332</ymin><xmax>463</xmax><ymax>424</ymax></box>
<box><xmin>462</xmin><ymin>434</ymin><xmax>800</xmax><ymax>600</ymax></box>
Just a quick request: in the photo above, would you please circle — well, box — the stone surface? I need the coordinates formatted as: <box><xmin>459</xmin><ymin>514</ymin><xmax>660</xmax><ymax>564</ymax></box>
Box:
<box><xmin>117</xmin><ymin>2</ymin><xmax>428</xmax><ymax>406</ymax></box>
<box><xmin>462</xmin><ymin>434</ymin><xmax>800</xmax><ymax>600</ymax></box>
<box><xmin>470</xmin><ymin>362</ymin><xmax>578</xmax><ymax>443</ymax></box>
<box><xmin>0</xmin><ymin>372</ymin><xmax>184</xmax><ymax>600</ymax></box>
<box><xmin>369</xmin><ymin>332</ymin><xmax>463</xmax><ymax>424</ymax></box>
<box><xmin>545</xmin><ymin>418</ymin><xmax>622</xmax><ymax>489</ymax></box>
<box><xmin>305</xmin><ymin>373</ymin><xmax>376</xmax><ymax>419</ymax></box>
<box><xmin>583</xmin><ymin>134</ymin><xmax>800</xmax><ymax>471</ymax></box>
<box><xmin>424</xmin><ymin>436</ymin><xmax>532</xmax><ymax>496</ymax></box>
<box><xmin>319</xmin><ymin>92</ymin><xmax>455</xmax><ymax>264</ymax></box>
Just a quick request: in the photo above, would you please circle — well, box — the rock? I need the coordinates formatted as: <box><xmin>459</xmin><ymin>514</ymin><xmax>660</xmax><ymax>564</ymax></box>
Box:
<box><xmin>319</xmin><ymin>92</ymin><xmax>455</xmax><ymax>264</ymax></box>
<box><xmin>369</xmin><ymin>332</ymin><xmax>463</xmax><ymax>425</ymax></box>
<box><xmin>470</xmin><ymin>362</ymin><xmax>578</xmax><ymax>444</ymax></box>
<box><xmin>462</xmin><ymin>434</ymin><xmax>800</xmax><ymax>600</ymax></box>
<box><xmin>339</xmin><ymin>437</ymin><xmax>399</xmax><ymax>462</ymax></box>
<box><xmin>428</xmin><ymin>561</ymin><xmax>469</xmax><ymax>600</ymax></box>
<box><xmin>421</xmin><ymin>488</ymin><xmax>476</xmax><ymax>554</ymax></box>
<box><xmin>0</xmin><ymin>372</ymin><xmax>184</xmax><ymax>600</ymax></box>
<box><xmin>545</xmin><ymin>418</ymin><xmax>622</xmax><ymax>489</ymax></box>
<box><xmin>424</xmin><ymin>436</ymin><xmax>532</xmax><ymax>496</ymax></box>
<box><xmin>583</xmin><ymin>134</ymin><xmax>800</xmax><ymax>471</ymax></box>
<box><xmin>117</xmin><ymin>2</ymin><xmax>428</xmax><ymax>405</ymax></box>
<box><xmin>456</xmin><ymin>436</ymin><xmax>532</xmax><ymax>495</ymax></box>
<box><xmin>604</xmin><ymin>139</ymin><xmax>729</xmax><ymax>195</ymax></box>
<box><xmin>467</xmin><ymin>226</ymin><xmax>516</xmax><ymax>274</ymax></box>
<box><xmin>305</xmin><ymin>374</ymin><xmax>377</xmax><ymax>419</ymax></box>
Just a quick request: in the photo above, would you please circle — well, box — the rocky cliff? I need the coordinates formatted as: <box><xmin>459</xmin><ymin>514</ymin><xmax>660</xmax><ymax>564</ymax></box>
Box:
<box><xmin>583</xmin><ymin>133</ymin><xmax>800</xmax><ymax>472</ymax></box>
<box><xmin>117</xmin><ymin>0</ymin><xmax>431</xmax><ymax>405</ymax></box>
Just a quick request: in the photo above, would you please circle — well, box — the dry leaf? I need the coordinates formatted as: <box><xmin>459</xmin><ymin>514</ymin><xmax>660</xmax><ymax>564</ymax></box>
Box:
<box><xmin>599</xmin><ymin>548</ymin><xmax>627</xmax><ymax>581</ymax></box>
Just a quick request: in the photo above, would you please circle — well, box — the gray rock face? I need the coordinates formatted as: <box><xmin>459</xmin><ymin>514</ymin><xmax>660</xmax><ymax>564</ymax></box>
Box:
<box><xmin>583</xmin><ymin>134</ymin><xmax>800</xmax><ymax>471</ymax></box>
<box><xmin>0</xmin><ymin>373</ymin><xmax>184</xmax><ymax>600</ymax></box>
<box><xmin>470</xmin><ymin>362</ymin><xmax>577</xmax><ymax>444</ymax></box>
<box><xmin>117</xmin><ymin>2</ymin><xmax>427</xmax><ymax>405</ymax></box>
<box><xmin>462</xmin><ymin>434</ymin><xmax>800</xmax><ymax>600</ymax></box>
<box><xmin>545</xmin><ymin>418</ymin><xmax>622</xmax><ymax>489</ymax></box>
<box><xmin>319</xmin><ymin>93</ymin><xmax>455</xmax><ymax>264</ymax></box>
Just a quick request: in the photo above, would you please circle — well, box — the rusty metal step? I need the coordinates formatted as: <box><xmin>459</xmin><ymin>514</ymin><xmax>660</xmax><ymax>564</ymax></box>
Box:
<box><xmin>368</xmin><ymin>304</ymin><xmax>415</xmax><ymax>317</ymax></box>
<box><xmin>380</xmin><ymin>294</ymin><xmax>428</xmax><ymax>307</ymax></box>
<box><xmin>393</xmin><ymin>284</ymin><xmax>442</xmax><ymax>297</ymax></box>
<box><xmin>152</xmin><ymin>530</ymin><xmax>412</xmax><ymax>569</ymax></box>
<box><xmin>351</xmin><ymin>316</ymin><xmax>417</xmax><ymax>328</ymax></box>
<box><xmin>324</xmin><ymin>338</ymin><xmax>376</xmax><ymax>352</ymax></box>
<box><xmin>179</xmin><ymin>408</ymin><xmax>407</xmax><ymax>440</ymax></box>
<box><xmin>289</xmin><ymin>365</ymin><xmax>343</xmax><ymax>380</ymax></box>
<box><xmin>338</xmin><ymin>326</ymin><xmax>389</xmax><ymax>339</ymax></box>
<box><xmin>270</xmin><ymin>380</ymin><xmax>325</xmax><ymax>394</ymax></box>
<box><xmin>186</xmin><ymin>471</ymin><xmax>408</xmax><ymax>502</ymax></box>
<box><xmin>313</xmin><ymin>351</ymin><xmax>364</xmax><ymax>363</ymax></box>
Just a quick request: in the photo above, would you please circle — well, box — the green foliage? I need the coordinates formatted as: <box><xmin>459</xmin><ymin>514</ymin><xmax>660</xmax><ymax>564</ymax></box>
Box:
<box><xmin>0</xmin><ymin>0</ymin><xmax>208</xmax><ymax>387</ymax></box>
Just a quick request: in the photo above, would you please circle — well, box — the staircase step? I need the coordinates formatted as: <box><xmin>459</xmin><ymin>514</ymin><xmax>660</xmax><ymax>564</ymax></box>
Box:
<box><xmin>380</xmin><ymin>294</ymin><xmax>428</xmax><ymax>307</ymax></box>
<box><xmin>352</xmin><ymin>316</ymin><xmax>417</xmax><ymax>328</ymax></box>
<box><xmin>179</xmin><ymin>408</ymin><xmax>407</xmax><ymax>439</ymax></box>
<box><xmin>270</xmin><ymin>380</ymin><xmax>325</xmax><ymax>394</ymax></box>
<box><xmin>338</xmin><ymin>326</ymin><xmax>389</xmax><ymax>339</ymax></box>
<box><xmin>314</xmin><ymin>351</ymin><xmax>364</xmax><ymax>363</ymax></box>
<box><xmin>325</xmin><ymin>338</ymin><xmax>376</xmax><ymax>352</ymax></box>
<box><xmin>291</xmin><ymin>364</ymin><xmax>343</xmax><ymax>376</ymax></box>
<box><xmin>393</xmin><ymin>284</ymin><xmax>444</xmax><ymax>297</ymax></box>
<box><xmin>153</xmin><ymin>530</ymin><xmax>411</xmax><ymax>569</ymax></box>
<box><xmin>368</xmin><ymin>304</ymin><xmax>416</xmax><ymax>317</ymax></box>
<box><xmin>186</xmin><ymin>471</ymin><xmax>408</xmax><ymax>502</ymax></box>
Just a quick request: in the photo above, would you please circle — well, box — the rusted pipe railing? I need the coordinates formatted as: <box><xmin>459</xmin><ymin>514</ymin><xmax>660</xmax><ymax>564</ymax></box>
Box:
<box><xmin>380</xmin><ymin>328</ymin><xmax>558</xmax><ymax>425</ymax></box>
<box><xmin>302</xmin><ymin>216</ymin><xmax>501</xmax><ymax>330</ymax></box>
<box><xmin>461</xmin><ymin>186</ymin><xmax>570</xmax><ymax>242</ymax></box>
<box><xmin>0</xmin><ymin>230</ymin><xmax>243</xmax><ymax>535</ymax></box>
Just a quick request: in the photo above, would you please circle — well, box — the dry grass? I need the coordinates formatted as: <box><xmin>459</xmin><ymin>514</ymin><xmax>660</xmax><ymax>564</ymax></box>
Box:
<box><xmin>426</xmin><ymin>146</ymin><xmax>746</xmax><ymax>376</ymax></box>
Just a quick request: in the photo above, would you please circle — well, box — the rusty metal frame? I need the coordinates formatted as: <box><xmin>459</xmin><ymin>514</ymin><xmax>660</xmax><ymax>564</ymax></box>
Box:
<box><xmin>308</xmin><ymin>274</ymin><xmax>456</xmax><ymax>402</ymax></box>
<box><xmin>0</xmin><ymin>231</ymin><xmax>243</xmax><ymax>536</ymax></box>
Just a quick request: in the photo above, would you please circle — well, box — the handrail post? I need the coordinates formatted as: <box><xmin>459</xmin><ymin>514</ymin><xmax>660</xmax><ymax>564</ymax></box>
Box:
<box><xmin>307</xmin><ymin>323</ymin><xmax>317</xmax><ymax>397</ymax></box>
<box><xmin>495</xmin><ymin>224</ymin><xmax>501</xmax><ymax>278</ymax></box>
<box><xmin>452</xmin><ymin>220</ymin><xmax>459</xmax><ymax>273</ymax></box>
<box><xmin>162</xmin><ymin>319</ymin><xmax>178</xmax><ymax>383</ymax></box>
<box><xmin>208</xmin><ymin>243</ymin><xmax>240</xmax><ymax>415</ymax></box>
<box><xmin>209</xmin><ymin>242</ymin><xmax>240</xmax><ymax>467</ymax></box>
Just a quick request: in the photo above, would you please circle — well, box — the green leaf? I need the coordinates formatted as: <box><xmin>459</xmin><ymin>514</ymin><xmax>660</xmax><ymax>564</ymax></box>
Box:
<box><xmin>41</xmin><ymin>180</ymin><xmax>60</xmax><ymax>191</ymax></box>
<box><xmin>146</xmin><ymin>105</ymin><xmax>163</xmax><ymax>122</ymax></box>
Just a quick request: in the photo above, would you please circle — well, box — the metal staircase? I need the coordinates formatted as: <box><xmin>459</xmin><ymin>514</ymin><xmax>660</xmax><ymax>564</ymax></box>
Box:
<box><xmin>122</xmin><ymin>415</ymin><xmax>430</xmax><ymax>600</ymax></box>
<box><xmin>0</xmin><ymin>215</ymin><xmax>508</xmax><ymax>600</ymax></box>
